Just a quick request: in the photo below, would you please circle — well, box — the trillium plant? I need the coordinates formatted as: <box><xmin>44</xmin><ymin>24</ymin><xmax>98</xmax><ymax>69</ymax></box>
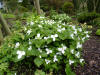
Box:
<box><xmin>0</xmin><ymin>14</ymin><xmax>90</xmax><ymax>75</ymax></box>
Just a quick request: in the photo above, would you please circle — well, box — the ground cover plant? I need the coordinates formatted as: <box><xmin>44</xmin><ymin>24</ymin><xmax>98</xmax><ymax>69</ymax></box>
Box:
<box><xmin>0</xmin><ymin>14</ymin><xmax>90</xmax><ymax>75</ymax></box>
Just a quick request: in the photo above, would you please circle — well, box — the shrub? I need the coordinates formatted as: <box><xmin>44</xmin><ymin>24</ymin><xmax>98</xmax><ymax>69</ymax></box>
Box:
<box><xmin>62</xmin><ymin>2</ymin><xmax>74</xmax><ymax>14</ymax></box>
<box><xmin>92</xmin><ymin>18</ymin><xmax>100</xmax><ymax>26</ymax></box>
<box><xmin>49</xmin><ymin>11</ymin><xmax>72</xmax><ymax>23</ymax></box>
<box><xmin>77</xmin><ymin>12</ymin><xmax>100</xmax><ymax>24</ymax></box>
<box><xmin>96</xmin><ymin>29</ymin><xmax>100</xmax><ymax>35</ymax></box>
<box><xmin>0</xmin><ymin>14</ymin><xmax>90</xmax><ymax>75</ymax></box>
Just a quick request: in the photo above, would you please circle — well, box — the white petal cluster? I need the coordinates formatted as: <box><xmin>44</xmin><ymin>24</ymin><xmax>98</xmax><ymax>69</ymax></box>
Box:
<box><xmin>29</xmin><ymin>39</ymin><xmax>32</xmax><ymax>45</ymax></box>
<box><xmin>53</xmin><ymin>55</ymin><xmax>58</xmax><ymax>62</ymax></box>
<box><xmin>38</xmin><ymin>48</ymin><xmax>42</xmax><ymax>53</ymax></box>
<box><xmin>44</xmin><ymin>37</ymin><xmax>49</xmax><ymax>40</ymax></box>
<box><xmin>17</xmin><ymin>50</ymin><xmax>25</xmax><ymax>59</ymax></box>
<box><xmin>69</xmin><ymin>59</ymin><xmax>74</xmax><ymax>65</ymax></box>
<box><xmin>38</xmin><ymin>25</ymin><xmax>42</xmax><ymax>28</ymax></box>
<box><xmin>51</xmin><ymin>34</ymin><xmax>58</xmax><ymax>41</ymax></box>
<box><xmin>30</xmin><ymin>21</ymin><xmax>34</xmax><ymax>25</ymax></box>
<box><xmin>80</xmin><ymin>59</ymin><xmax>84</xmax><ymax>63</ymax></box>
<box><xmin>70</xmin><ymin>34</ymin><xmax>74</xmax><ymax>39</ymax></box>
<box><xmin>27</xmin><ymin>29</ymin><xmax>32</xmax><ymax>35</ymax></box>
<box><xmin>75</xmin><ymin>52</ymin><xmax>80</xmax><ymax>58</ymax></box>
<box><xmin>70</xmin><ymin>49</ymin><xmax>74</xmax><ymax>54</ymax></box>
<box><xmin>58</xmin><ymin>45</ymin><xmax>67</xmax><ymax>54</ymax></box>
<box><xmin>18</xmin><ymin>0</ymin><xmax>23</xmax><ymax>2</ymax></box>
<box><xmin>15</xmin><ymin>42</ymin><xmax>20</xmax><ymax>48</ymax></box>
<box><xmin>57</xmin><ymin>25</ymin><xmax>66</xmax><ymax>33</ymax></box>
<box><xmin>76</xmin><ymin>42</ymin><xmax>82</xmax><ymax>48</ymax></box>
<box><xmin>35</xmin><ymin>33</ymin><xmax>42</xmax><ymax>39</ymax></box>
<box><xmin>45</xmin><ymin>59</ymin><xmax>51</xmax><ymax>64</ymax></box>
<box><xmin>46</xmin><ymin>48</ymin><xmax>52</xmax><ymax>54</ymax></box>
<box><xmin>28</xmin><ymin>46</ymin><xmax>32</xmax><ymax>51</ymax></box>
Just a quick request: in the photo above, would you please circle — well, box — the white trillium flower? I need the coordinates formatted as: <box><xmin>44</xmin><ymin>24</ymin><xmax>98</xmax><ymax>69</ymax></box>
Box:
<box><xmin>46</xmin><ymin>48</ymin><xmax>52</xmax><ymax>54</ymax></box>
<box><xmin>38</xmin><ymin>25</ymin><xmax>42</xmax><ymax>28</ymax></box>
<box><xmin>27</xmin><ymin>29</ymin><xmax>32</xmax><ymax>35</ymax></box>
<box><xmin>80</xmin><ymin>59</ymin><xmax>84</xmax><ymax>63</ymax></box>
<box><xmin>76</xmin><ymin>42</ymin><xmax>82</xmax><ymax>48</ymax></box>
<box><xmin>45</xmin><ymin>59</ymin><xmax>51</xmax><ymax>64</ymax></box>
<box><xmin>51</xmin><ymin>34</ymin><xmax>58</xmax><ymax>41</ymax></box>
<box><xmin>56</xmin><ymin>52</ymin><xmax>62</xmax><ymax>55</ymax></box>
<box><xmin>18</xmin><ymin>0</ymin><xmax>23</xmax><ymax>2</ymax></box>
<box><xmin>39</xmin><ymin>55</ymin><xmax>42</xmax><ymax>58</ymax></box>
<box><xmin>15</xmin><ymin>42</ymin><xmax>20</xmax><ymax>48</ymax></box>
<box><xmin>75</xmin><ymin>52</ymin><xmax>80</xmax><ymax>58</ymax></box>
<box><xmin>70</xmin><ymin>34</ymin><xmax>74</xmax><ymax>39</ymax></box>
<box><xmin>28</xmin><ymin>46</ymin><xmax>32</xmax><ymax>51</ymax></box>
<box><xmin>61</xmin><ymin>28</ymin><xmax>65</xmax><ymax>31</ymax></box>
<box><xmin>58</xmin><ymin>45</ymin><xmax>67</xmax><ymax>54</ymax></box>
<box><xmin>57</xmin><ymin>29</ymin><xmax>62</xmax><ymax>32</ymax></box>
<box><xmin>78</xmin><ymin>28</ymin><xmax>82</xmax><ymax>32</ymax></box>
<box><xmin>38</xmin><ymin>48</ymin><xmax>42</xmax><ymax>53</ymax></box>
<box><xmin>53</xmin><ymin>55</ymin><xmax>58</xmax><ymax>62</ymax></box>
<box><xmin>71</xmin><ymin>49</ymin><xmax>74</xmax><ymax>54</ymax></box>
<box><xmin>74</xmin><ymin>29</ymin><xmax>77</xmax><ymax>34</ymax></box>
<box><xmin>84</xmin><ymin>31</ymin><xmax>88</xmax><ymax>34</ymax></box>
<box><xmin>30</xmin><ymin>21</ymin><xmax>34</xmax><ymax>25</ymax></box>
<box><xmin>72</xmin><ymin>26</ymin><xmax>76</xmax><ymax>30</ymax></box>
<box><xmin>35</xmin><ymin>33</ymin><xmax>41</xmax><ymax>39</ymax></box>
<box><xmin>86</xmin><ymin>34</ymin><xmax>90</xmax><ymax>38</ymax></box>
<box><xmin>44</xmin><ymin>37</ymin><xmax>49</xmax><ymax>40</ymax></box>
<box><xmin>69</xmin><ymin>59</ymin><xmax>74</xmax><ymax>65</ymax></box>
<box><xmin>17</xmin><ymin>50</ymin><xmax>25</xmax><ymax>59</ymax></box>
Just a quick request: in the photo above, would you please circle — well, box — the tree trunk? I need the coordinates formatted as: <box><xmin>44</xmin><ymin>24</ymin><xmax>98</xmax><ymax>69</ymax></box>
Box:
<box><xmin>0</xmin><ymin>26</ymin><xmax>3</xmax><ymax>45</ymax></box>
<box><xmin>0</xmin><ymin>12</ymin><xmax>12</xmax><ymax>35</ymax></box>
<box><xmin>34</xmin><ymin>0</ymin><xmax>41</xmax><ymax>15</ymax></box>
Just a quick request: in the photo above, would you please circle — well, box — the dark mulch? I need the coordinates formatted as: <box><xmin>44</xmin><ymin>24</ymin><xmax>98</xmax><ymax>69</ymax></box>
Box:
<box><xmin>75</xmin><ymin>26</ymin><xmax>100</xmax><ymax>75</ymax></box>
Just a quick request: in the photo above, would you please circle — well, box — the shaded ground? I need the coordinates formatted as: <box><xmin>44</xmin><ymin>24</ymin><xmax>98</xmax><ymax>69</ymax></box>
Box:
<box><xmin>75</xmin><ymin>26</ymin><xmax>100</xmax><ymax>75</ymax></box>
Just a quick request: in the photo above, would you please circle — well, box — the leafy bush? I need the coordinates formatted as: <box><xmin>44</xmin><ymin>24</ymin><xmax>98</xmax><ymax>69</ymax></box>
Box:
<box><xmin>0</xmin><ymin>14</ymin><xmax>90</xmax><ymax>75</ymax></box>
<box><xmin>62</xmin><ymin>2</ymin><xmax>74</xmax><ymax>14</ymax></box>
<box><xmin>77</xmin><ymin>12</ymin><xmax>100</xmax><ymax>24</ymax></box>
<box><xmin>92</xmin><ymin>18</ymin><xmax>100</xmax><ymax>26</ymax></box>
<box><xmin>3</xmin><ymin>13</ymin><xmax>16</xmax><ymax>19</ymax></box>
<box><xmin>96</xmin><ymin>29</ymin><xmax>100</xmax><ymax>35</ymax></box>
<box><xmin>49</xmin><ymin>11</ymin><xmax>72</xmax><ymax>23</ymax></box>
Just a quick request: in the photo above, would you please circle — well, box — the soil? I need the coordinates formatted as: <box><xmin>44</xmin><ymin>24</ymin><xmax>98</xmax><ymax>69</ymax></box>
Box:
<box><xmin>75</xmin><ymin>26</ymin><xmax>100</xmax><ymax>75</ymax></box>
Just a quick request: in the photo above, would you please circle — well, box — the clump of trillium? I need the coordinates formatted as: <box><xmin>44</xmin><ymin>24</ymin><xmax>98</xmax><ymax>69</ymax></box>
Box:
<box><xmin>4</xmin><ymin>15</ymin><xmax>90</xmax><ymax>75</ymax></box>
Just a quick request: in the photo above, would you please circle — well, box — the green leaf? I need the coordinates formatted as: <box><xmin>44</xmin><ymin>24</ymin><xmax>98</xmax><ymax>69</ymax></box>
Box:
<box><xmin>34</xmin><ymin>57</ymin><xmax>43</xmax><ymax>67</ymax></box>
<box><xmin>96</xmin><ymin>29</ymin><xmax>100</xmax><ymax>35</ymax></box>
<box><xmin>35</xmin><ymin>70</ymin><xmax>45</xmax><ymax>75</ymax></box>
<box><xmin>65</xmin><ymin>64</ymin><xmax>76</xmax><ymax>75</ymax></box>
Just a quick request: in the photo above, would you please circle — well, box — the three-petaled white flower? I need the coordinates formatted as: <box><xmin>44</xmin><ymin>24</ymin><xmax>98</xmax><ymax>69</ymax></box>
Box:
<box><xmin>80</xmin><ymin>59</ymin><xmax>84</xmax><ymax>63</ymax></box>
<box><xmin>45</xmin><ymin>59</ymin><xmax>51</xmax><ymax>64</ymax></box>
<box><xmin>53</xmin><ymin>55</ymin><xmax>58</xmax><ymax>62</ymax></box>
<box><xmin>27</xmin><ymin>29</ymin><xmax>32</xmax><ymax>35</ymax></box>
<box><xmin>38</xmin><ymin>48</ymin><xmax>42</xmax><ymax>53</ymax></box>
<box><xmin>38</xmin><ymin>25</ymin><xmax>42</xmax><ymax>28</ymax></box>
<box><xmin>58</xmin><ymin>45</ymin><xmax>67</xmax><ymax>54</ymax></box>
<box><xmin>75</xmin><ymin>52</ymin><xmax>80</xmax><ymax>58</ymax></box>
<box><xmin>70</xmin><ymin>34</ymin><xmax>74</xmax><ymax>39</ymax></box>
<box><xmin>30</xmin><ymin>21</ymin><xmax>34</xmax><ymax>25</ymax></box>
<box><xmin>46</xmin><ymin>48</ymin><xmax>52</xmax><ymax>54</ymax></box>
<box><xmin>15</xmin><ymin>42</ymin><xmax>20</xmax><ymax>48</ymax></box>
<box><xmin>51</xmin><ymin>34</ymin><xmax>58</xmax><ymax>41</ymax></box>
<box><xmin>44</xmin><ymin>37</ymin><xmax>49</xmax><ymax>40</ymax></box>
<box><xmin>17</xmin><ymin>50</ymin><xmax>25</xmax><ymax>59</ymax></box>
<box><xmin>76</xmin><ymin>42</ymin><xmax>82</xmax><ymax>48</ymax></box>
<box><xmin>35</xmin><ymin>33</ymin><xmax>42</xmax><ymax>39</ymax></box>
<box><xmin>28</xmin><ymin>46</ymin><xmax>32</xmax><ymax>51</ymax></box>
<box><xmin>70</xmin><ymin>49</ymin><xmax>74</xmax><ymax>54</ymax></box>
<box><xmin>69</xmin><ymin>59</ymin><xmax>74</xmax><ymax>65</ymax></box>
